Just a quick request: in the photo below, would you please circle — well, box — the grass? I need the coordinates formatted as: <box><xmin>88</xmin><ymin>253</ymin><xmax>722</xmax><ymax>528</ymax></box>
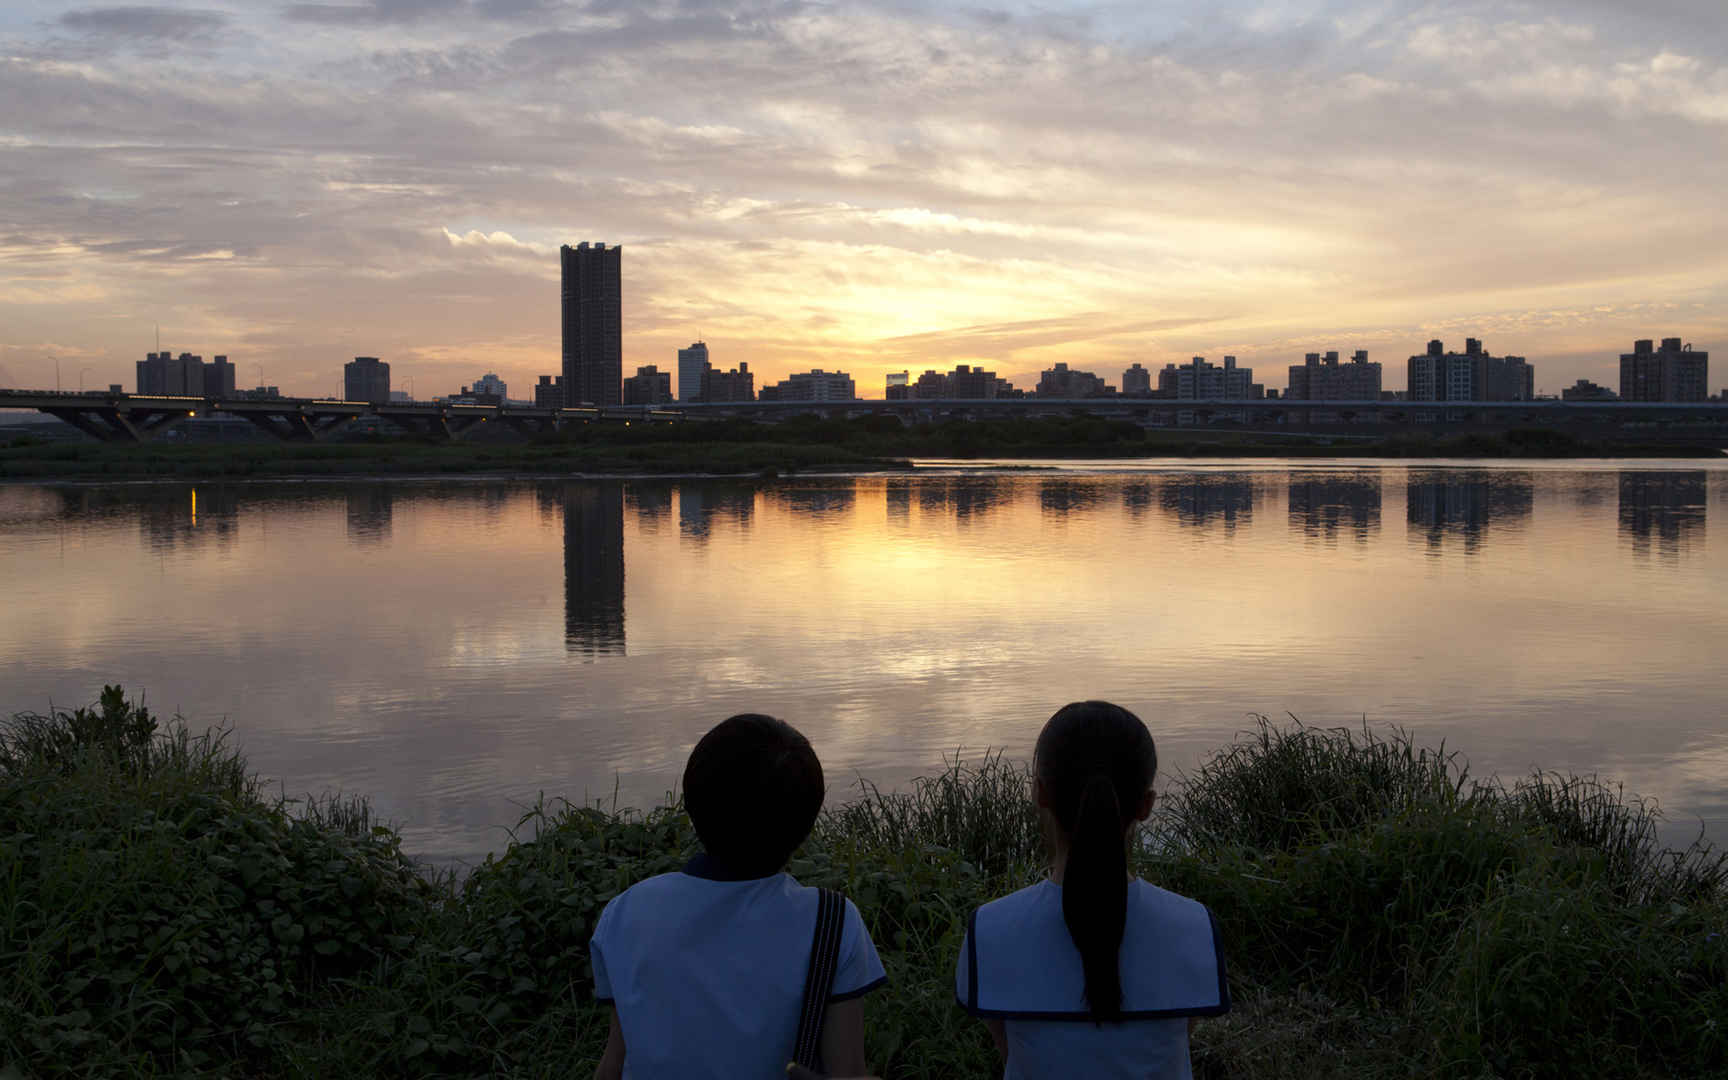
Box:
<box><xmin>3</xmin><ymin>691</ymin><xmax>1725</xmax><ymax>1078</ymax></box>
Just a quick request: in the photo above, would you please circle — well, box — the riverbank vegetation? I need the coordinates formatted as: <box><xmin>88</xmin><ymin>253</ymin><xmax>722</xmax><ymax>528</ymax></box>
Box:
<box><xmin>4</xmin><ymin>688</ymin><xmax>1725</xmax><ymax>1077</ymax></box>
<box><xmin>2</xmin><ymin>414</ymin><xmax>1717</xmax><ymax>479</ymax></box>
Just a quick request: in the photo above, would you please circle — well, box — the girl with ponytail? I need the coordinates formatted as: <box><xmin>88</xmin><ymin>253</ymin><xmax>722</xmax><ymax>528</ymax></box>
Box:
<box><xmin>954</xmin><ymin>702</ymin><xmax>1230</xmax><ymax>1078</ymax></box>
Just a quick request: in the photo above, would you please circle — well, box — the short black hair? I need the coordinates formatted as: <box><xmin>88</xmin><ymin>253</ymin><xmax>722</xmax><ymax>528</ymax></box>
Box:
<box><xmin>682</xmin><ymin>714</ymin><xmax>825</xmax><ymax>877</ymax></box>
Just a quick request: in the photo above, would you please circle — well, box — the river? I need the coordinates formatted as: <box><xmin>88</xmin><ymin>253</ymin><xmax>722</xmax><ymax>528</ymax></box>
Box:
<box><xmin>1</xmin><ymin>459</ymin><xmax>1723</xmax><ymax>861</ymax></box>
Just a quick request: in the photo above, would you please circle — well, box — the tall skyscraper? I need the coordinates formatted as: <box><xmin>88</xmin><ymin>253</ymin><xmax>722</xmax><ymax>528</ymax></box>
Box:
<box><xmin>678</xmin><ymin>341</ymin><xmax>709</xmax><ymax>402</ymax></box>
<box><xmin>344</xmin><ymin>356</ymin><xmax>390</xmax><ymax>404</ymax></box>
<box><xmin>561</xmin><ymin>242</ymin><xmax>622</xmax><ymax>407</ymax></box>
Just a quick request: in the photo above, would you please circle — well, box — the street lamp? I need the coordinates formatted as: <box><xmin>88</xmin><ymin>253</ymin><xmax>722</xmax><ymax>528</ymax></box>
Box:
<box><xmin>78</xmin><ymin>367</ymin><xmax>94</xmax><ymax>391</ymax></box>
<box><xmin>46</xmin><ymin>355</ymin><xmax>60</xmax><ymax>392</ymax></box>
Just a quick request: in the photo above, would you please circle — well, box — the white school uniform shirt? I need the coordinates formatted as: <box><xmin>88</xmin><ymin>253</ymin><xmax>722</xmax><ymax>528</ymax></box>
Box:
<box><xmin>955</xmin><ymin>878</ymin><xmax>1230</xmax><ymax>1080</ymax></box>
<box><xmin>590</xmin><ymin>855</ymin><xmax>887</xmax><ymax>1080</ymax></box>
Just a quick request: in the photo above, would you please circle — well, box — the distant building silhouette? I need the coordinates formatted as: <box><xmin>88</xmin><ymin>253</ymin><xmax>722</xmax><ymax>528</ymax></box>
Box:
<box><xmin>702</xmin><ymin>361</ymin><xmax>754</xmax><ymax>402</ymax></box>
<box><xmin>137</xmin><ymin>351</ymin><xmax>207</xmax><ymax>396</ymax></box>
<box><xmin>1036</xmin><ymin>363</ymin><xmax>1111</xmax><ymax>398</ymax></box>
<box><xmin>908</xmin><ymin>364</ymin><xmax>1010</xmax><ymax>399</ymax></box>
<box><xmin>1121</xmin><ymin>363</ymin><xmax>1153</xmax><ymax>397</ymax></box>
<box><xmin>561</xmin><ymin>242</ymin><xmax>622</xmax><ymax>407</ymax></box>
<box><xmin>622</xmin><ymin>365</ymin><xmax>674</xmax><ymax>405</ymax></box>
<box><xmin>1157</xmin><ymin>356</ymin><xmax>1263</xmax><ymax>400</ymax></box>
<box><xmin>1619</xmin><ymin>338</ymin><xmax>1707</xmax><ymax>402</ymax></box>
<box><xmin>758</xmin><ymin>369</ymin><xmax>856</xmax><ymax>401</ymax></box>
<box><xmin>1406</xmin><ymin>339</ymin><xmax>1532</xmax><ymax>402</ymax></box>
<box><xmin>563</xmin><ymin>483</ymin><xmax>625</xmax><ymax>656</ymax></box>
<box><xmin>677</xmin><ymin>342</ymin><xmax>709</xmax><ymax>403</ymax></box>
<box><xmin>344</xmin><ymin>356</ymin><xmax>390</xmax><ymax>404</ymax></box>
<box><xmin>535</xmin><ymin>374</ymin><xmax>564</xmax><ymax>408</ymax></box>
<box><xmin>884</xmin><ymin>371</ymin><xmax>910</xmax><ymax>399</ymax></box>
<box><xmin>204</xmin><ymin>355</ymin><xmax>236</xmax><ymax>398</ymax></box>
<box><xmin>1562</xmin><ymin>378</ymin><xmax>1617</xmax><ymax>401</ymax></box>
<box><xmin>1285</xmin><ymin>350</ymin><xmax>1380</xmax><ymax>400</ymax></box>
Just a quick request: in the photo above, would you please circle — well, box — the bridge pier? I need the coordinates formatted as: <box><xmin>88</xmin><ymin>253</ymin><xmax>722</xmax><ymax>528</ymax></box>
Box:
<box><xmin>235</xmin><ymin>410</ymin><xmax>357</xmax><ymax>442</ymax></box>
<box><xmin>38</xmin><ymin>404</ymin><xmax>195</xmax><ymax>443</ymax></box>
<box><xmin>382</xmin><ymin>412</ymin><xmax>488</xmax><ymax>441</ymax></box>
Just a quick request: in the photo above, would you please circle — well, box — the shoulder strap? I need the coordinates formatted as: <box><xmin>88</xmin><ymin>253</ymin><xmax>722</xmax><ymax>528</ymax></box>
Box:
<box><xmin>791</xmin><ymin>887</ymin><xmax>846</xmax><ymax>1071</ymax></box>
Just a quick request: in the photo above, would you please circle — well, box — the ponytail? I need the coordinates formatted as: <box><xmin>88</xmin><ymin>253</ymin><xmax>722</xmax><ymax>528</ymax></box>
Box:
<box><xmin>1062</xmin><ymin>772</ymin><xmax>1129</xmax><ymax>1020</ymax></box>
<box><xmin>1035</xmin><ymin>700</ymin><xmax>1157</xmax><ymax>1025</ymax></box>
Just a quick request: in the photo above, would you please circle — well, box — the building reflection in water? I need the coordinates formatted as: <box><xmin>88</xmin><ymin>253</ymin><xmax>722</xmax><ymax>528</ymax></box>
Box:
<box><xmin>137</xmin><ymin>485</ymin><xmax>241</xmax><ymax>552</ymax></box>
<box><xmin>626</xmin><ymin>484</ymin><xmax>672</xmax><ymax>533</ymax></box>
<box><xmin>1287</xmin><ymin>474</ymin><xmax>1382</xmax><ymax>543</ymax></box>
<box><xmin>344</xmin><ymin>486</ymin><xmax>394</xmax><ymax>545</ymax></box>
<box><xmin>1038</xmin><ymin>479</ymin><xmax>1105</xmax><ymax>517</ymax></box>
<box><xmin>1121</xmin><ymin>482</ymin><xmax>1154</xmax><ymax>518</ymax></box>
<box><xmin>1159</xmin><ymin>476</ymin><xmax>1258</xmax><ymax>533</ymax></box>
<box><xmin>564</xmin><ymin>482</ymin><xmax>626</xmax><ymax>657</ymax></box>
<box><xmin>1618</xmin><ymin>472</ymin><xmax>1706</xmax><ymax>558</ymax></box>
<box><xmin>907</xmin><ymin>477</ymin><xmax>1008</xmax><ymax>524</ymax></box>
<box><xmin>768</xmin><ymin>483</ymin><xmax>857</xmax><ymax>519</ymax></box>
<box><xmin>886</xmin><ymin>478</ymin><xmax>911</xmax><ymax>522</ymax></box>
<box><xmin>1406</xmin><ymin>473</ymin><xmax>1533</xmax><ymax>555</ymax></box>
<box><xmin>678</xmin><ymin>483</ymin><xmax>756</xmax><ymax>542</ymax></box>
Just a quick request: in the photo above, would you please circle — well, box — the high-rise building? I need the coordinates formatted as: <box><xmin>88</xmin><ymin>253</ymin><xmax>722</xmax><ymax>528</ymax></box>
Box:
<box><xmin>905</xmin><ymin>365</ymin><xmax>1005</xmax><ymax>399</ymax></box>
<box><xmin>1036</xmin><ymin>363</ymin><xmax>1110</xmax><ymax>398</ymax></box>
<box><xmin>1122</xmin><ymin>363</ymin><xmax>1152</xmax><ymax>397</ymax></box>
<box><xmin>203</xmin><ymin>355</ymin><xmax>236</xmax><ymax>397</ymax></box>
<box><xmin>758</xmin><ymin>369</ymin><xmax>856</xmax><ymax>402</ymax></box>
<box><xmin>471</xmin><ymin>372</ymin><xmax>507</xmax><ymax>400</ymax></box>
<box><xmin>1407</xmin><ymin>339</ymin><xmax>1533</xmax><ymax>402</ymax></box>
<box><xmin>677</xmin><ymin>342</ymin><xmax>710</xmax><ymax>403</ymax></box>
<box><xmin>1285</xmin><ymin>350</ymin><xmax>1381</xmax><ymax>400</ymax></box>
<box><xmin>1157</xmin><ymin>356</ymin><xmax>1261</xmax><ymax>399</ymax></box>
<box><xmin>702</xmin><ymin>361</ymin><xmax>754</xmax><ymax>402</ymax></box>
<box><xmin>535</xmin><ymin>374</ymin><xmax>565</xmax><ymax>408</ymax></box>
<box><xmin>623</xmin><ymin>365</ymin><xmax>674</xmax><ymax>405</ymax></box>
<box><xmin>344</xmin><ymin>356</ymin><xmax>391</xmax><ymax>404</ymax></box>
<box><xmin>136</xmin><ymin>351</ymin><xmax>207</xmax><ymax>396</ymax></box>
<box><xmin>884</xmin><ymin>371</ymin><xmax>910</xmax><ymax>399</ymax></box>
<box><xmin>1619</xmin><ymin>338</ymin><xmax>1708</xmax><ymax>402</ymax></box>
<box><xmin>561</xmin><ymin>242</ymin><xmax>622</xmax><ymax>406</ymax></box>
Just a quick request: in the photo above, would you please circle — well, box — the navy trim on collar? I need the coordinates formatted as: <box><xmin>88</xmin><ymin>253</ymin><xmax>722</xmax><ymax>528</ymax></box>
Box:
<box><xmin>680</xmin><ymin>852</ymin><xmax>780</xmax><ymax>882</ymax></box>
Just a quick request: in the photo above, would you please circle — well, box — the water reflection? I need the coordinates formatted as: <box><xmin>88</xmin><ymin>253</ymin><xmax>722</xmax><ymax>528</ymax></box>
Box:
<box><xmin>140</xmin><ymin>486</ymin><xmax>240</xmax><ymax>552</ymax></box>
<box><xmin>627</xmin><ymin>486</ymin><xmax>672</xmax><ymax>532</ymax></box>
<box><xmin>345</xmin><ymin>487</ymin><xmax>394</xmax><ymax>545</ymax></box>
<box><xmin>768</xmin><ymin>486</ymin><xmax>856</xmax><ymax>518</ymax></box>
<box><xmin>1618</xmin><ymin>472</ymin><xmax>1707</xmax><ymax>559</ymax></box>
<box><xmin>1039</xmin><ymin>479</ymin><xmax>1107</xmax><ymax>517</ymax></box>
<box><xmin>1159</xmin><ymin>476</ymin><xmax>1258</xmax><ymax>533</ymax></box>
<box><xmin>678</xmin><ymin>483</ymin><xmax>755</xmax><ymax>542</ymax></box>
<box><xmin>1287</xmin><ymin>474</ymin><xmax>1382</xmax><ymax>543</ymax></box>
<box><xmin>1406</xmin><ymin>473</ymin><xmax>1533</xmax><ymax>555</ymax></box>
<box><xmin>563</xmin><ymin>483</ymin><xmax>626</xmax><ymax>657</ymax></box>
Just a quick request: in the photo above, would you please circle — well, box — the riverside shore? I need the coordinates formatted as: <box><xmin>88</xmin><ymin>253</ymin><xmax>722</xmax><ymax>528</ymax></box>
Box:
<box><xmin>4</xmin><ymin>688</ymin><xmax>1724</xmax><ymax>1079</ymax></box>
<box><xmin>2</xmin><ymin>415</ymin><xmax>1720</xmax><ymax>481</ymax></box>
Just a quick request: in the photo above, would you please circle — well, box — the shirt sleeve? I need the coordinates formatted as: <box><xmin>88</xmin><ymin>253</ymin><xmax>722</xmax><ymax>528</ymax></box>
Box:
<box><xmin>589</xmin><ymin>896</ymin><xmax>617</xmax><ymax>1003</ymax></box>
<box><xmin>829</xmin><ymin>896</ymin><xmax>888</xmax><ymax>1001</ymax></box>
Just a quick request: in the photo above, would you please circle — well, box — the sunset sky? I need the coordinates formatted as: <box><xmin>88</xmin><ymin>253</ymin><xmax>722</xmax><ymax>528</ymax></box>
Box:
<box><xmin>1</xmin><ymin>0</ymin><xmax>1724</xmax><ymax>399</ymax></box>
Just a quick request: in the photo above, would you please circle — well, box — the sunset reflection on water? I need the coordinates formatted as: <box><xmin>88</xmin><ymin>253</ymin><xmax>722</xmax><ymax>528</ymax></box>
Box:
<box><xmin>0</xmin><ymin>460</ymin><xmax>1722</xmax><ymax>862</ymax></box>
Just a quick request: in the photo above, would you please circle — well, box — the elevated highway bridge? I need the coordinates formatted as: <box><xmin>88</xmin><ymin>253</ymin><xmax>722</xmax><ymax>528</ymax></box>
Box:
<box><xmin>0</xmin><ymin>389</ymin><xmax>682</xmax><ymax>443</ymax></box>
<box><xmin>3</xmin><ymin>388</ymin><xmax>1726</xmax><ymax>443</ymax></box>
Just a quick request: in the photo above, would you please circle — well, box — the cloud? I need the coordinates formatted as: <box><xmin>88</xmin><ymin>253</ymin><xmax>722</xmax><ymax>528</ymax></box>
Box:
<box><xmin>56</xmin><ymin>5</ymin><xmax>228</xmax><ymax>39</ymax></box>
<box><xmin>1</xmin><ymin>0</ymin><xmax>1725</xmax><ymax>398</ymax></box>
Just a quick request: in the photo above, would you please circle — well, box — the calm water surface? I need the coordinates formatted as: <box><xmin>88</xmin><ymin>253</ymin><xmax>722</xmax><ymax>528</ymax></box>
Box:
<box><xmin>1</xmin><ymin>460</ymin><xmax>1724</xmax><ymax>861</ymax></box>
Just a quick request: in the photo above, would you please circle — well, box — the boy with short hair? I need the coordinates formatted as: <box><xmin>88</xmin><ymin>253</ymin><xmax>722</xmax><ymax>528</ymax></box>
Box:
<box><xmin>590</xmin><ymin>714</ymin><xmax>887</xmax><ymax>1079</ymax></box>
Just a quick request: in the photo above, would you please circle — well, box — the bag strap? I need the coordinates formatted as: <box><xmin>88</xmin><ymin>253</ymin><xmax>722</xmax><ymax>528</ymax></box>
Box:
<box><xmin>791</xmin><ymin>887</ymin><xmax>846</xmax><ymax>1071</ymax></box>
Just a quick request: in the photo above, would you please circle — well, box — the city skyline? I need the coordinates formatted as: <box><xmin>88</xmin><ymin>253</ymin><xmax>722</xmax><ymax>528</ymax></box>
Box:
<box><xmin>1</xmin><ymin>1</ymin><xmax>1725</xmax><ymax>400</ymax></box>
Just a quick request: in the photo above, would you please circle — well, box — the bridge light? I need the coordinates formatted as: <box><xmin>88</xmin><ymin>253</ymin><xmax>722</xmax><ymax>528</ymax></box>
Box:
<box><xmin>187</xmin><ymin>410</ymin><xmax>196</xmax><ymax>417</ymax></box>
